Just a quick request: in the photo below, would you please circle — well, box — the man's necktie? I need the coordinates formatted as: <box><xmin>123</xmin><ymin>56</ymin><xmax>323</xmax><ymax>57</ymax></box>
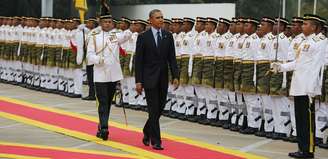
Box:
<box><xmin>157</xmin><ymin>31</ymin><xmax>161</xmax><ymax>48</ymax></box>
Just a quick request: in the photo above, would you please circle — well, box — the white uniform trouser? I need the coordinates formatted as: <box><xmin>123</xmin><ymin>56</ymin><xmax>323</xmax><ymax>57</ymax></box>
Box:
<box><xmin>271</xmin><ymin>96</ymin><xmax>292</xmax><ymax>135</ymax></box>
<box><xmin>185</xmin><ymin>85</ymin><xmax>197</xmax><ymax>116</ymax></box>
<box><xmin>289</xmin><ymin>97</ymin><xmax>297</xmax><ymax>136</ymax></box>
<box><xmin>137</xmin><ymin>90</ymin><xmax>147</xmax><ymax>107</ymax></box>
<box><xmin>244</xmin><ymin>94</ymin><xmax>262</xmax><ymax>129</ymax></box>
<box><xmin>62</xmin><ymin>69</ymin><xmax>69</xmax><ymax>93</ymax></box>
<box><xmin>44</xmin><ymin>66</ymin><xmax>51</xmax><ymax>89</ymax></box>
<box><xmin>67</xmin><ymin>68</ymin><xmax>74</xmax><ymax>94</ymax></box>
<box><xmin>128</xmin><ymin>77</ymin><xmax>140</xmax><ymax>106</ymax></box>
<box><xmin>0</xmin><ymin>59</ymin><xmax>4</xmax><ymax>80</ymax></box>
<box><xmin>261</xmin><ymin>95</ymin><xmax>275</xmax><ymax>132</ymax></box>
<box><xmin>39</xmin><ymin>66</ymin><xmax>46</xmax><ymax>88</ymax></box>
<box><xmin>206</xmin><ymin>87</ymin><xmax>219</xmax><ymax>119</ymax></box>
<box><xmin>8</xmin><ymin>61</ymin><xmax>15</xmax><ymax>82</ymax></box>
<box><xmin>33</xmin><ymin>64</ymin><xmax>40</xmax><ymax>87</ymax></box>
<box><xmin>164</xmin><ymin>84</ymin><xmax>174</xmax><ymax>111</ymax></box>
<box><xmin>25</xmin><ymin>63</ymin><xmax>33</xmax><ymax>85</ymax></box>
<box><xmin>57</xmin><ymin>68</ymin><xmax>65</xmax><ymax>91</ymax></box>
<box><xmin>195</xmin><ymin>86</ymin><xmax>207</xmax><ymax>116</ymax></box>
<box><xmin>121</xmin><ymin>78</ymin><xmax>129</xmax><ymax>104</ymax></box>
<box><xmin>230</xmin><ymin>92</ymin><xmax>243</xmax><ymax>125</ymax></box>
<box><xmin>73</xmin><ymin>68</ymin><xmax>83</xmax><ymax>95</ymax></box>
<box><xmin>175</xmin><ymin>86</ymin><xmax>186</xmax><ymax>114</ymax></box>
<box><xmin>82</xmin><ymin>64</ymin><xmax>87</xmax><ymax>83</ymax></box>
<box><xmin>171</xmin><ymin>85</ymin><xmax>179</xmax><ymax>113</ymax></box>
<box><xmin>217</xmin><ymin>90</ymin><xmax>231</xmax><ymax>121</ymax></box>
<box><xmin>48</xmin><ymin>67</ymin><xmax>58</xmax><ymax>90</ymax></box>
<box><xmin>14</xmin><ymin>61</ymin><xmax>22</xmax><ymax>83</ymax></box>
<box><xmin>316</xmin><ymin>102</ymin><xmax>328</xmax><ymax>139</ymax></box>
<box><xmin>4</xmin><ymin>60</ymin><xmax>10</xmax><ymax>81</ymax></box>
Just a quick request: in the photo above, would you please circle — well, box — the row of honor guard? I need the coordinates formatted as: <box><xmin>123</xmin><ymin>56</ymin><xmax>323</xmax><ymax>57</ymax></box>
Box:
<box><xmin>0</xmin><ymin>16</ymin><xmax>144</xmax><ymax>100</ymax></box>
<box><xmin>0</xmin><ymin>16</ymin><xmax>94</xmax><ymax>98</ymax></box>
<box><xmin>1</xmin><ymin>14</ymin><xmax>328</xmax><ymax>148</ymax></box>
<box><xmin>118</xmin><ymin>15</ymin><xmax>328</xmax><ymax>148</ymax></box>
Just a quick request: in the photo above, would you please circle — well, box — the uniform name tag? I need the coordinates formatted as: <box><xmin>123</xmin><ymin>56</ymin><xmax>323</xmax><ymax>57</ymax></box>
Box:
<box><xmin>183</xmin><ymin>40</ymin><xmax>188</xmax><ymax>46</ymax></box>
<box><xmin>207</xmin><ymin>41</ymin><xmax>211</xmax><ymax>47</ymax></box>
<box><xmin>229</xmin><ymin>41</ymin><xmax>234</xmax><ymax>47</ymax></box>
<box><xmin>245</xmin><ymin>42</ymin><xmax>250</xmax><ymax>48</ymax></box>
<box><xmin>261</xmin><ymin>43</ymin><xmax>266</xmax><ymax>49</ymax></box>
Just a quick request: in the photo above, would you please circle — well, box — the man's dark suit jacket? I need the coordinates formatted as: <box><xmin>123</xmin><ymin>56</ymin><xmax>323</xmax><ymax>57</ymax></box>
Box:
<box><xmin>135</xmin><ymin>29</ymin><xmax>179</xmax><ymax>88</ymax></box>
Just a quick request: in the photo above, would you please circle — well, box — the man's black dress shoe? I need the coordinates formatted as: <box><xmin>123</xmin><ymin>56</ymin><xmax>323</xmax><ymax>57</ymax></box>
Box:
<box><xmin>142</xmin><ymin>136</ymin><xmax>150</xmax><ymax>146</ymax></box>
<box><xmin>288</xmin><ymin>151</ymin><xmax>314</xmax><ymax>158</ymax></box>
<box><xmin>152</xmin><ymin>143</ymin><xmax>164</xmax><ymax>150</ymax></box>
<box><xmin>98</xmin><ymin>129</ymin><xmax>109</xmax><ymax>141</ymax></box>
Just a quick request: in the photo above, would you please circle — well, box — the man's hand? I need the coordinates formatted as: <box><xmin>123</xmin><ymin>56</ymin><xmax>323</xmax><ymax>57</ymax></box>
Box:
<box><xmin>270</xmin><ymin>62</ymin><xmax>281</xmax><ymax>73</ymax></box>
<box><xmin>172</xmin><ymin>78</ymin><xmax>179</xmax><ymax>90</ymax></box>
<box><xmin>136</xmin><ymin>83</ymin><xmax>143</xmax><ymax>95</ymax></box>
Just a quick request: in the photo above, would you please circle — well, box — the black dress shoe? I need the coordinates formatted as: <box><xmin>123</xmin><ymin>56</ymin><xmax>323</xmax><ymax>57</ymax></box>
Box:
<box><xmin>318</xmin><ymin>143</ymin><xmax>328</xmax><ymax>149</ymax></box>
<box><xmin>240</xmin><ymin>127</ymin><xmax>256</xmax><ymax>135</ymax></box>
<box><xmin>288</xmin><ymin>151</ymin><xmax>314</xmax><ymax>158</ymax></box>
<box><xmin>271</xmin><ymin>132</ymin><xmax>286</xmax><ymax>140</ymax></box>
<box><xmin>255</xmin><ymin>130</ymin><xmax>266</xmax><ymax>137</ymax></box>
<box><xmin>142</xmin><ymin>136</ymin><xmax>150</xmax><ymax>146</ymax></box>
<box><xmin>82</xmin><ymin>96</ymin><xmax>96</xmax><ymax>101</ymax></box>
<box><xmin>99</xmin><ymin>129</ymin><xmax>109</xmax><ymax>141</ymax></box>
<box><xmin>283</xmin><ymin>135</ymin><xmax>297</xmax><ymax>143</ymax></box>
<box><xmin>187</xmin><ymin>115</ymin><xmax>198</xmax><ymax>122</ymax></box>
<box><xmin>177</xmin><ymin>114</ymin><xmax>187</xmax><ymax>120</ymax></box>
<box><xmin>230</xmin><ymin>124</ymin><xmax>239</xmax><ymax>131</ymax></box>
<box><xmin>222</xmin><ymin>122</ymin><xmax>231</xmax><ymax>129</ymax></box>
<box><xmin>209</xmin><ymin>119</ymin><xmax>220</xmax><ymax>127</ymax></box>
<box><xmin>96</xmin><ymin>130</ymin><xmax>101</xmax><ymax>138</ymax></box>
<box><xmin>68</xmin><ymin>93</ymin><xmax>82</xmax><ymax>98</ymax></box>
<box><xmin>152</xmin><ymin>143</ymin><xmax>164</xmax><ymax>150</ymax></box>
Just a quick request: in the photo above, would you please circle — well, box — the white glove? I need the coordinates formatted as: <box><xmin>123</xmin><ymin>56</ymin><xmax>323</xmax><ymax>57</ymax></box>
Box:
<box><xmin>270</xmin><ymin>62</ymin><xmax>281</xmax><ymax>73</ymax></box>
<box><xmin>78</xmin><ymin>24</ymin><xmax>86</xmax><ymax>31</ymax></box>
<box><xmin>99</xmin><ymin>56</ymin><xmax>105</xmax><ymax>64</ymax></box>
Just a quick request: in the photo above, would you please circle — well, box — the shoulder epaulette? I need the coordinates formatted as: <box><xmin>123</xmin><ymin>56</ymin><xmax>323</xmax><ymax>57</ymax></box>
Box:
<box><xmin>91</xmin><ymin>29</ymin><xmax>100</xmax><ymax>36</ymax></box>
<box><xmin>312</xmin><ymin>36</ymin><xmax>320</xmax><ymax>42</ymax></box>
<box><xmin>252</xmin><ymin>34</ymin><xmax>258</xmax><ymax>39</ymax></box>
<box><xmin>319</xmin><ymin>35</ymin><xmax>326</xmax><ymax>40</ymax></box>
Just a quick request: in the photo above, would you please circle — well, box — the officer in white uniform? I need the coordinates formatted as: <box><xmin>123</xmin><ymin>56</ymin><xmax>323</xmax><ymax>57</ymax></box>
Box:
<box><xmin>271</xmin><ymin>14</ymin><xmax>326</xmax><ymax>159</ymax></box>
<box><xmin>87</xmin><ymin>14</ymin><xmax>132</xmax><ymax>140</ymax></box>
<box><xmin>284</xmin><ymin>17</ymin><xmax>305</xmax><ymax>142</ymax></box>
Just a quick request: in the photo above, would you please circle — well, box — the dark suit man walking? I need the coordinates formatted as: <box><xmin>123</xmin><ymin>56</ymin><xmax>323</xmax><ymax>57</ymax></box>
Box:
<box><xmin>135</xmin><ymin>9</ymin><xmax>179</xmax><ymax>150</ymax></box>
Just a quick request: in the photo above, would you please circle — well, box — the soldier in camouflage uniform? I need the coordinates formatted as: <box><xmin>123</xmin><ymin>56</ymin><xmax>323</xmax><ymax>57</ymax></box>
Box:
<box><xmin>213</xmin><ymin>18</ymin><xmax>232</xmax><ymax>127</ymax></box>
<box><xmin>175</xmin><ymin>17</ymin><xmax>196</xmax><ymax>120</ymax></box>
<box><xmin>254</xmin><ymin>17</ymin><xmax>275</xmax><ymax>137</ymax></box>
<box><xmin>185</xmin><ymin>17</ymin><xmax>206</xmax><ymax>122</ymax></box>
<box><xmin>167</xmin><ymin>18</ymin><xmax>183</xmax><ymax>118</ymax></box>
<box><xmin>269</xmin><ymin>17</ymin><xmax>292</xmax><ymax>140</ymax></box>
<box><xmin>239</xmin><ymin>18</ymin><xmax>261</xmax><ymax>134</ymax></box>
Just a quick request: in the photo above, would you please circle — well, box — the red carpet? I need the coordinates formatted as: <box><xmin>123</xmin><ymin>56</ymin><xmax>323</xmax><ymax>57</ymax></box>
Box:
<box><xmin>0</xmin><ymin>142</ymin><xmax>136</xmax><ymax>159</ymax></box>
<box><xmin>0</xmin><ymin>98</ymin><xmax>258</xmax><ymax>159</ymax></box>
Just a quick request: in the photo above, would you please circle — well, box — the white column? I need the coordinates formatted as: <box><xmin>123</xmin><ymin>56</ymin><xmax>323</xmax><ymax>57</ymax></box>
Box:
<box><xmin>42</xmin><ymin>0</ymin><xmax>53</xmax><ymax>17</ymax></box>
<box><xmin>298</xmin><ymin>0</ymin><xmax>301</xmax><ymax>16</ymax></box>
<box><xmin>282</xmin><ymin>0</ymin><xmax>286</xmax><ymax>18</ymax></box>
<box><xmin>313</xmin><ymin>0</ymin><xmax>317</xmax><ymax>14</ymax></box>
